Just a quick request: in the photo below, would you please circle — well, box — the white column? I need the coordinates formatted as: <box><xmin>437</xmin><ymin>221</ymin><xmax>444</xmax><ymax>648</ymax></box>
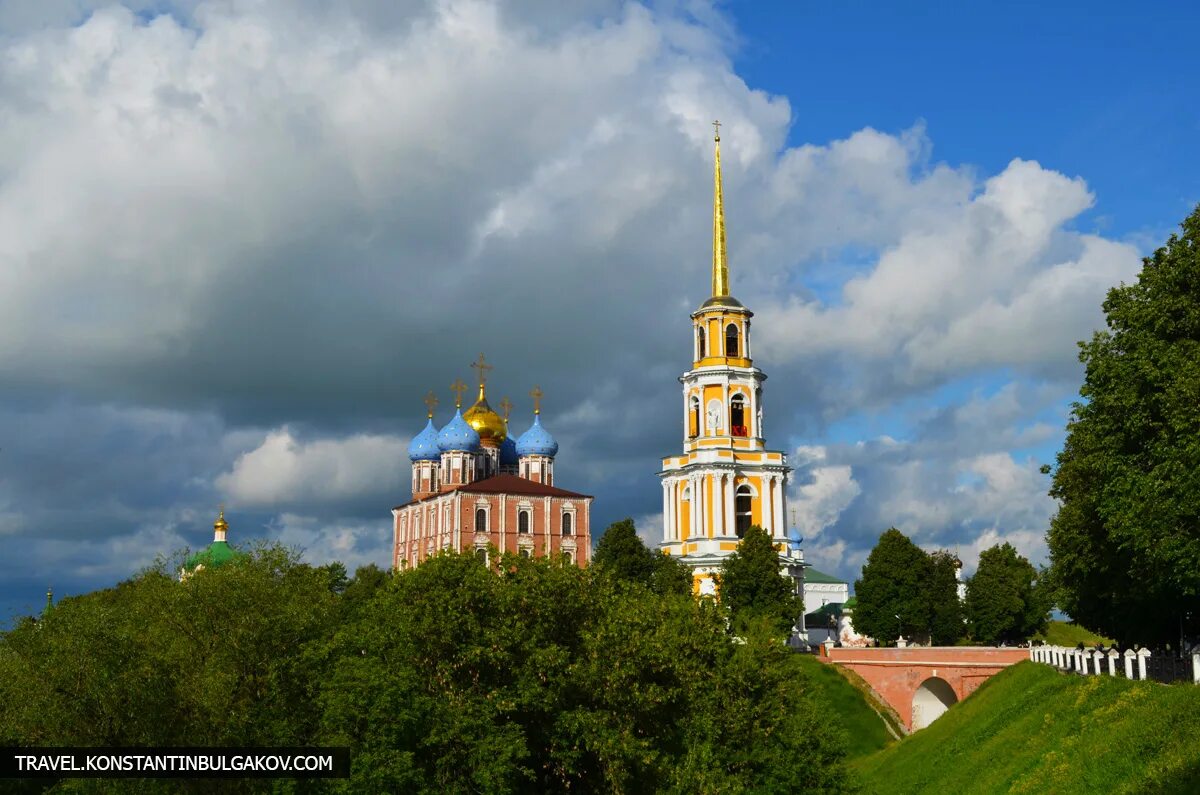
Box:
<box><xmin>1124</xmin><ymin>649</ymin><xmax>1136</xmax><ymax>679</ymax></box>
<box><xmin>662</xmin><ymin>482</ymin><xmax>670</xmax><ymax>544</ymax></box>
<box><xmin>725</xmin><ymin>474</ymin><xmax>735</xmax><ymax>536</ymax></box>
<box><xmin>772</xmin><ymin>475</ymin><xmax>784</xmax><ymax>539</ymax></box>
<box><xmin>689</xmin><ymin>476</ymin><xmax>698</xmax><ymax>540</ymax></box>
<box><xmin>1137</xmin><ymin>649</ymin><xmax>1150</xmax><ymax>681</ymax></box>
<box><xmin>710</xmin><ymin>475</ymin><xmax>720</xmax><ymax>538</ymax></box>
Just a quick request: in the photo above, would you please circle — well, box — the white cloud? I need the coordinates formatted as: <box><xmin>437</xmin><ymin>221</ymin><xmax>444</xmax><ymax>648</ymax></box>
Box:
<box><xmin>216</xmin><ymin>427</ymin><xmax>410</xmax><ymax>507</ymax></box>
<box><xmin>268</xmin><ymin>512</ymin><xmax>391</xmax><ymax>573</ymax></box>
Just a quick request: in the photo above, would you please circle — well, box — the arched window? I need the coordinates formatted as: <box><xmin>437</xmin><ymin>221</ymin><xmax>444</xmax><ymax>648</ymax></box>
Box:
<box><xmin>519</xmin><ymin>548</ymin><xmax>531</xmax><ymax>558</ymax></box>
<box><xmin>731</xmin><ymin>393</ymin><xmax>747</xmax><ymax>437</ymax></box>
<box><xmin>475</xmin><ymin>507</ymin><xmax>487</xmax><ymax>533</ymax></box>
<box><xmin>518</xmin><ymin>510</ymin><xmax>531</xmax><ymax>534</ymax></box>
<box><xmin>697</xmin><ymin>326</ymin><xmax>706</xmax><ymax>358</ymax></box>
<box><xmin>689</xmin><ymin>396</ymin><xmax>700</xmax><ymax>438</ymax></box>
<box><xmin>562</xmin><ymin>512</ymin><xmax>573</xmax><ymax>536</ymax></box>
<box><xmin>735</xmin><ymin>485</ymin><xmax>753</xmax><ymax>538</ymax></box>
<box><xmin>725</xmin><ymin>323</ymin><xmax>739</xmax><ymax>357</ymax></box>
<box><xmin>565</xmin><ymin>550</ymin><xmax>575</xmax><ymax>565</ymax></box>
<box><xmin>475</xmin><ymin>547</ymin><xmax>488</xmax><ymax>565</ymax></box>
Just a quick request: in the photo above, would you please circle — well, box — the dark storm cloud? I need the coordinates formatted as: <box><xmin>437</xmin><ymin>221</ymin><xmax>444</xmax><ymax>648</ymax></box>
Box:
<box><xmin>0</xmin><ymin>1</ymin><xmax>1143</xmax><ymax>620</ymax></box>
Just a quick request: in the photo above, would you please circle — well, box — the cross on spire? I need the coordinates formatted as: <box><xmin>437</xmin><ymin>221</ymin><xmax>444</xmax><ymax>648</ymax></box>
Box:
<box><xmin>712</xmin><ymin>118</ymin><xmax>721</xmax><ymax>142</ymax></box>
<box><xmin>450</xmin><ymin>379</ymin><xmax>468</xmax><ymax>408</ymax></box>
<box><xmin>499</xmin><ymin>396</ymin><xmax>513</xmax><ymax>422</ymax></box>
<box><xmin>471</xmin><ymin>352</ymin><xmax>493</xmax><ymax>388</ymax></box>
<box><xmin>423</xmin><ymin>390</ymin><xmax>438</xmax><ymax>419</ymax></box>
<box><xmin>530</xmin><ymin>385</ymin><xmax>543</xmax><ymax>415</ymax></box>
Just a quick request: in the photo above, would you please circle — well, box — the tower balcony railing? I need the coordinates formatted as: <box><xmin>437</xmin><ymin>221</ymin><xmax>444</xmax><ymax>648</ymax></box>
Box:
<box><xmin>731</xmin><ymin>425</ymin><xmax>748</xmax><ymax>437</ymax></box>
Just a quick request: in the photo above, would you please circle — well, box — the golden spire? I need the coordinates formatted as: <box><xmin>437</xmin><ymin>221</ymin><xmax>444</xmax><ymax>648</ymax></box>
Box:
<box><xmin>530</xmin><ymin>385</ymin><xmax>543</xmax><ymax>415</ymax></box>
<box><xmin>450</xmin><ymin>379</ymin><xmax>468</xmax><ymax>409</ymax></box>
<box><xmin>711</xmin><ymin>119</ymin><xmax>729</xmax><ymax>300</ymax></box>
<box><xmin>470</xmin><ymin>352</ymin><xmax>493</xmax><ymax>402</ymax></box>
<box><xmin>423</xmin><ymin>390</ymin><xmax>438</xmax><ymax>419</ymax></box>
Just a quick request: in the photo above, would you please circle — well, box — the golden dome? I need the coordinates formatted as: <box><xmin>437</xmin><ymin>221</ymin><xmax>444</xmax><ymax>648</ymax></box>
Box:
<box><xmin>463</xmin><ymin>385</ymin><xmax>507</xmax><ymax>443</ymax></box>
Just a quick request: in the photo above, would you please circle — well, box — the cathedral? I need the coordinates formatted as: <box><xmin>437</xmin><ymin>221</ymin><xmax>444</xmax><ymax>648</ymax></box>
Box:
<box><xmin>660</xmin><ymin>123</ymin><xmax>806</xmax><ymax>601</ymax></box>
<box><xmin>392</xmin><ymin>358</ymin><xmax>592</xmax><ymax>569</ymax></box>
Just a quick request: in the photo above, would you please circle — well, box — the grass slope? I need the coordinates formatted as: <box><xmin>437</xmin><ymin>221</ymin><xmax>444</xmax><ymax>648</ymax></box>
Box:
<box><xmin>795</xmin><ymin>654</ymin><xmax>896</xmax><ymax>759</ymax></box>
<box><xmin>1034</xmin><ymin>619</ymin><xmax>1114</xmax><ymax>647</ymax></box>
<box><xmin>855</xmin><ymin>661</ymin><xmax>1200</xmax><ymax>794</ymax></box>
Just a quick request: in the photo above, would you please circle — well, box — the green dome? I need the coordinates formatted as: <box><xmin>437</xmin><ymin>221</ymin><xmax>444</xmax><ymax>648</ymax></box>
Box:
<box><xmin>184</xmin><ymin>540</ymin><xmax>247</xmax><ymax>571</ymax></box>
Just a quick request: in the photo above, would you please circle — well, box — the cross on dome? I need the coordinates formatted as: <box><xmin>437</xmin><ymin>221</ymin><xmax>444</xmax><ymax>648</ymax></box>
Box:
<box><xmin>424</xmin><ymin>390</ymin><xmax>438</xmax><ymax>419</ymax></box>
<box><xmin>450</xmin><ymin>379</ymin><xmax>468</xmax><ymax>408</ymax></box>
<box><xmin>530</xmin><ymin>385</ymin><xmax>543</xmax><ymax>415</ymax></box>
<box><xmin>471</xmin><ymin>352</ymin><xmax>493</xmax><ymax>388</ymax></box>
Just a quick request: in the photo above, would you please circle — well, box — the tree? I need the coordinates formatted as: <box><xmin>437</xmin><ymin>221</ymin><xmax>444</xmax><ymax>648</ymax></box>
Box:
<box><xmin>853</xmin><ymin>529</ymin><xmax>932</xmax><ymax>645</ymax></box>
<box><xmin>965</xmin><ymin>543</ymin><xmax>1047</xmax><ymax>645</ymax></box>
<box><xmin>926</xmin><ymin>551</ymin><xmax>966</xmax><ymax>646</ymax></box>
<box><xmin>593</xmin><ymin>518</ymin><xmax>690</xmax><ymax>596</ymax></box>
<box><xmin>717</xmin><ymin>525</ymin><xmax>798</xmax><ymax>635</ymax></box>
<box><xmin>593</xmin><ymin>518</ymin><xmax>656</xmax><ymax>583</ymax></box>
<box><xmin>1047</xmin><ymin>204</ymin><xmax>1200</xmax><ymax>646</ymax></box>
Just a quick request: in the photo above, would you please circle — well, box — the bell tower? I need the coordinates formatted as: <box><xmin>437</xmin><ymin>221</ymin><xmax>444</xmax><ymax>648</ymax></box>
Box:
<box><xmin>660</xmin><ymin>122</ymin><xmax>793</xmax><ymax>595</ymax></box>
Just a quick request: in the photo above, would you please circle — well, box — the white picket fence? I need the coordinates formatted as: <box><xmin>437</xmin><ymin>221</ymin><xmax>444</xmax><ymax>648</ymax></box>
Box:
<box><xmin>1030</xmin><ymin>644</ymin><xmax>1200</xmax><ymax>683</ymax></box>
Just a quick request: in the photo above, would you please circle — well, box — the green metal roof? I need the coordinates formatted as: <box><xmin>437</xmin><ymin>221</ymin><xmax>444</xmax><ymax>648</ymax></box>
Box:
<box><xmin>804</xmin><ymin>567</ymin><xmax>848</xmax><ymax>585</ymax></box>
<box><xmin>184</xmin><ymin>541</ymin><xmax>247</xmax><ymax>571</ymax></box>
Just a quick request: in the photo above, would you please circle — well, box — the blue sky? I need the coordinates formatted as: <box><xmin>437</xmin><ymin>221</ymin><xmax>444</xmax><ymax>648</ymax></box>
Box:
<box><xmin>0</xmin><ymin>0</ymin><xmax>1196</xmax><ymax>623</ymax></box>
<box><xmin>732</xmin><ymin>0</ymin><xmax>1199</xmax><ymax>243</ymax></box>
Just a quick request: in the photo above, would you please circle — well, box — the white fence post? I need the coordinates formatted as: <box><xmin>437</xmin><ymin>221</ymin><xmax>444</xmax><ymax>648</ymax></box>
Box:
<box><xmin>1107</xmin><ymin>649</ymin><xmax>1119</xmax><ymax>676</ymax></box>
<box><xmin>1093</xmin><ymin>650</ymin><xmax>1105</xmax><ymax>675</ymax></box>
<box><xmin>1124</xmin><ymin>649</ymin><xmax>1136</xmax><ymax>679</ymax></box>
<box><xmin>1080</xmin><ymin>650</ymin><xmax>1090</xmax><ymax>675</ymax></box>
<box><xmin>1193</xmin><ymin>652</ymin><xmax>1199</xmax><ymax>684</ymax></box>
<box><xmin>1137</xmin><ymin>648</ymin><xmax>1151</xmax><ymax>681</ymax></box>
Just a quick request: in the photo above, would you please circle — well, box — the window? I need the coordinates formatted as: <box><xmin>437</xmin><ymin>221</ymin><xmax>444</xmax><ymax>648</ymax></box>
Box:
<box><xmin>518</xmin><ymin>510</ymin><xmax>531</xmax><ymax>534</ymax></box>
<box><xmin>697</xmin><ymin>326</ymin><xmax>706</xmax><ymax>358</ymax></box>
<box><xmin>475</xmin><ymin>507</ymin><xmax>487</xmax><ymax>533</ymax></box>
<box><xmin>735</xmin><ymin>485</ymin><xmax>753</xmax><ymax>538</ymax></box>
<box><xmin>689</xmin><ymin>396</ymin><xmax>700</xmax><ymax>438</ymax></box>
<box><xmin>565</xmin><ymin>550</ymin><xmax>575</xmax><ymax>565</ymax></box>
<box><xmin>519</xmin><ymin>548</ymin><xmax>531</xmax><ymax>558</ymax></box>
<box><xmin>475</xmin><ymin>547</ymin><xmax>488</xmax><ymax>565</ymax></box>
<box><xmin>562</xmin><ymin>512</ymin><xmax>573</xmax><ymax>536</ymax></box>
<box><xmin>731</xmin><ymin>393</ymin><xmax>747</xmax><ymax>437</ymax></box>
<box><xmin>725</xmin><ymin>323</ymin><xmax>739</xmax><ymax>357</ymax></box>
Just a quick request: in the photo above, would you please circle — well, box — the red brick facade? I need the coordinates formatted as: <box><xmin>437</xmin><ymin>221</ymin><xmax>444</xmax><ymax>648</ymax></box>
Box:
<box><xmin>392</xmin><ymin>474</ymin><xmax>591</xmax><ymax>569</ymax></box>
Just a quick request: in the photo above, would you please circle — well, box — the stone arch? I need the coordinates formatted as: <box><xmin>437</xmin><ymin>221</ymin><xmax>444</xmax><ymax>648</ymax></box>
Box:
<box><xmin>911</xmin><ymin>677</ymin><xmax>958</xmax><ymax>730</ymax></box>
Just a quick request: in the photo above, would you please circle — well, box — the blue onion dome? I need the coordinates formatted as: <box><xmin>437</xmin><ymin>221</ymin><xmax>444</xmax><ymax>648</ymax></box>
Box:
<box><xmin>516</xmin><ymin>414</ymin><xmax>559</xmax><ymax>457</ymax></box>
<box><xmin>408</xmin><ymin>417</ymin><xmax>441</xmax><ymax>461</ymax></box>
<box><xmin>437</xmin><ymin>408</ymin><xmax>481</xmax><ymax>452</ymax></box>
<box><xmin>499</xmin><ymin>432</ymin><xmax>519</xmax><ymax>466</ymax></box>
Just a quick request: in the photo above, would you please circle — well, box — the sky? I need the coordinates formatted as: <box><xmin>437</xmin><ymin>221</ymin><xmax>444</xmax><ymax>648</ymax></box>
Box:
<box><xmin>0</xmin><ymin>0</ymin><xmax>1197</xmax><ymax>622</ymax></box>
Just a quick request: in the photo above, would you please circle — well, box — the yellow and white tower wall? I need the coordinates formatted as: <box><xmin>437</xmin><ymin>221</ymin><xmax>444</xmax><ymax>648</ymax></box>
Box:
<box><xmin>659</xmin><ymin>124</ymin><xmax>806</xmax><ymax>610</ymax></box>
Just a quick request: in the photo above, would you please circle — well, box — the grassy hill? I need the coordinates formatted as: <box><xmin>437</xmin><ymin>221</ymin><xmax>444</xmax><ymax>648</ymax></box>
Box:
<box><xmin>854</xmin><ymin>661</ymin><xmax>1200</xmax><ymax>794</ymax></box>
<box><xmin>795</xmin><ymin>653</ymin><xmax>900</xmax><ymax>759</ymax></box>
<box><xmin>1034</xmin><ymin>618</ymin><xmax>1114</xmax><ymax>647</ymax></box>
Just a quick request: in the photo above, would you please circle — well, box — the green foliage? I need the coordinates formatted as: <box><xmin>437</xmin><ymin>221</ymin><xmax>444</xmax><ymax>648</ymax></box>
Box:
<box><xmin>853</xmin><ymin>529</ymin><xmax>933</xmax><ymax>644</ymax></box>
<box><xmin>0</xmin><ymin>545</ymin><xmax>852</xmax><ymax>793</ymax></box>
<box><xmin>592</xmin><ymin>517</ymin><xmax>691</xmax><ymax>596</ymax></box>
<box><xmin>855</xmin><ymin>662</ymin><xmax>1200</xmax><ymax>794</ymax></box>
<box><xmin>792</xmin><ymin>654</ymin><xmax>897</xmax><ymax>760</ymax></box>
<box><xmin>1033</xmin><ymin>619</ymin><xmax>1114</xmax><ymax>648</ymax></box>
<box><xmin>1047</xmin><ymin>204</ymin><xmax>1200</xmax><ymax>646</ymax></box>
<box><xmin>926</xmin><ymin>551</ymin><xmax>966</xmax><ymax>646</ymax></box>
<box><xmin>965</xmin><ymin>543</ymin><xmax>1048</xmax><ymax>645</ymax></box>
<box><xmin>717</xmin><ymin>525</ymin><xmax>799</xmax><ymax>635</ymax></box>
